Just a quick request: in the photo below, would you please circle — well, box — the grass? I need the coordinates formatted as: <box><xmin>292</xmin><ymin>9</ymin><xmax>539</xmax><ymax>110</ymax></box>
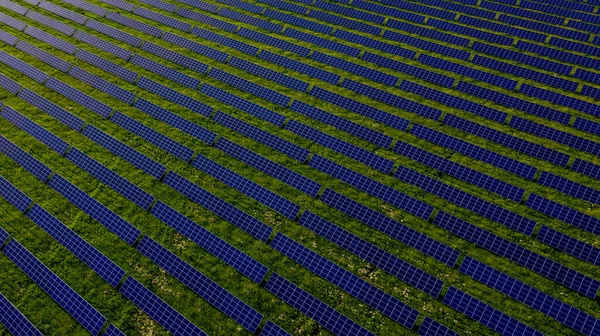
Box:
<box><xmin>0</xmin><ymin>0</ymin><xmax>598</xmax><ymax>334</ymax></box>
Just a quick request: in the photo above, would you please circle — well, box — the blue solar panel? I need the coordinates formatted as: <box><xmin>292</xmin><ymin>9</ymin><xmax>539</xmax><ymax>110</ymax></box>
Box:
<box><xmin>228</xmin><ymin>57</ymin><xmax>309</xmax><ymax>92</ymax></box>
<box><xmin>0</xmin><ymin>293</ymin><xmax>42</xmax><ymax>336</ymax></box>
<box><xmin>0</xmin><ymin>135</ymin><xmax>52</xmax><ymax>182</ymax></box>
<box><xmin>0</xmin><ymin>73</ymin><xmax>20</xmax><ymax>95</ymax></box>
<box><xmin>0</xmin><ymin>176</ymin><xmax>31</xmax><ymax>213</ymax></box>
<box><xmin>0</xmin><ymin>12</ymin><xmax>25</xmax><ymax>32</ymax></box>
<box><xmin>580</xmin><ymin>86</ymin><xmax>600</xmax><ymax>101</ymax></box>
<box><xmin>23</xmin><ymin>26</ymin><xmax>76</xmax><ymax>54</ymax></box>
<box><xmin>137</xmin><ymin>77</ymin><xmax>212</xmax><ymax>117</ymax></box>
<box><xmin>259</xmin><ymin>51</ymin><xmax>340</xmax><ymax>85</ymax></box>
<box><xmin>309</xmin><ymin>8</ymin><xmax>381</xmax><ymax>35</ymax></box>
<box><xmin>3</xmin><ymin>239</ymin><xmax>107</xmax><ymax>336</ymax></box>
<box><xmin>1</xmin><ymin>107</ymin><xmax>70</xmax><ymax>155</ymax></box>
<box><xmin>134</xmin><ymin>7</ymin><xmax>191</xmax><ymax>32</ymax></box>
<box><xmin>191</xmin><ymin>155</ymin><xmax>300</xmax><ymax>219</ymax></box>
<box><xmin>100</xmin><ymin>0</ymin><xmax>134</xmax><ymax>11</ymax></box>
<box><xmin>208</xmin><ymin>68</ymin><xmax>291</xmax><ymax>107</ymax></box>
<box><xmin>299</xmin><ymin>211</ymin><xmax>443</xmax><ymax>297</ymax></box>
<box><xmin>38</xmin><ymin>1</ymin><xmax>87</xmax><ymax>25</ymax></box>
<box><xmin>434</xmin><ymin>211</ymin><xmax>600</xmax><ymax>298</ymax></box>
<box><xmin>16</xmin><ymin>40</ymin><xmax>71</xmax><ymax>72</ymax></box>
<box><xmin>285</xmin><ymin>29</ymin><xmax>360</xmax><ymax>58</ymax></box>
<box><xmin>140</xmin><ymin>0</ymin><xmax>177</xmax><ymax>12</ymax></box>
<box><xmin>354</xmin><ymin>0</ymin><xmax>427</xmax><ymax>23</ymax></box>
<box><xmin>460</xmin><ymin>256</ymin><xmax>600</xmax><ymax>335</ymax></box>
<box><xmin>219</xmin><ymin>8</ymin><xmax>282</xmax><ymax>32</ymax></box>
<box><xmin>0</xmin><ymin>50</ymin><xmax>48</xmax><ymax>84</ymax></box>
<box><xmin>81</xmin><ymin>125</ymin><xmax>166</xmax><ymax>179</ymax></box>
<box><xmin>258</xmin><ymin>0</ymin><xmax>305</xmax><ymax>14</ymax></box>
<box><xmin>238</xmin><ymin>28</ymin><xmax>309</xmax><ymax>57</ymax></box>
<box><xmin>428</xmin><ymin>19</ymin><xmax>514</xmax><ymax>46</ymax></box>
<box><xmin>17</xmin><ymin>89</ymin><xmax>85</xmax><ymax>131</ymax></box>
<box><xmin>0</xmin><ymin>226</ymin><xmax>7</xmax><ymax>246</ymax></box>
<box><xmin>74</xmin><ymin>49</ymin><xmax>138</xmax><ymax>83</ymax></box>
<box><xmin>461</xmin><ymin>16</ymin><xmax>546</xmax><ymax>42</ymax></box>
<box><xmin>286</xmin><ymin>120</ymin><xmax>394</xmax><ymax>174</ymax></box>
<box><xmin>103</xmin><ymin>324</ymin><xmax>125</xmax><ymax>336</ymax></box>
<box><xmin>443</xmin><ymin>114</ymin><xmax>570</xmax><ymax>167</ymax></box>
<box><xmin>393</xmin><ymin>141</ymin><xmax>524</xmax><ymax>201</ymax></box>
<box><xmin>320</xmin><ymin>188</ymin><xmax>459</xmax><ymax>266</ymax></box>
<box><xmin>263</xmin><ymin>9</ymin><xmax>332</xmax><ymax>34</ymax></box>
<box><xmin>575</xmin><ymin>69</ymin><xmax>600</xmax><ymax>86</ymax></box>
<box><xmin>0</xmin><ymin>27</ymin><xmax>18</xmax><ymax>46</ymax></box>
<box><xmin>526</xmin><ymin>193</ymin><xmax>600</xmax><ymax>236</ymax></box>
<box><xmin>310</xmin><ymin>155</ymin><xmax>434</xmax><ymax>220</ymax></box>
<box><xmin>271</xmin><ymin>233</ymin><xmax>419</xmax><ymax>328</ymax></box>
<box><xmin>395</xmin><ymin>166</ymin><xmax>535</xmax><ymax>235</ymax></box>
<box><xmin>362</xmin><ymin>52</ymin><xmax>453</xmax><ymax>88</ymax></box>
<box><xmin>140</xmin><ymin>42</ymin><xmax>208</xmax><ymax>75</ymax></box>
<box><xmin>45</xmin><ymin>77</ymin><xmax>113</xmax><ymax>118</ymax></box>
<box><xmin>150</xmin><ymin>201</ymin><xmax>268</xmax><ymax>282</ymax></box>
<box><xmin>314</xmin><ymin>0</ymin><xmax>384</xmax><ymax>24</ymax></box>
<box><xmin>538</xmin><ymin>172</ymin><xmax>600</xmax><ymax>205</ymax></box>
<box><xmin>62</xmin><ymin>0</ymin><xmax>107</xmax><ymax>16</ymax></box>
<box><xmin>574</xmin><ymin>117</ymin><xmax>600</xmax><ymax>138</ymax></box>
<box><xmin>216</xmin><ymin>0</ymin><xmax>263</xmax><ymax>13</ymax></box>
<box><xmin>65</xmin><ymin>148</ymin><xmax>154</xmax><ymax>210</ymax></box>
<box><xmin>387</xmin><ymin>20</ymin><xmax>469</xmax><ymax>47</ymax></box>
<box><xmin>516</xmin><ymin>41</ymin><xmax>600</xmax><ymax>72</ymax></box>
<box><xmin>106</xmin><ymin>12</ymin><xmax>163</xmax><ymax>38</ymax></box>
<box><xmin>537</xmin><ymin>226</ymin><xmax>599</xmax><ymax>266</ymax></box>
<box><xmin>312</xmin><ymin>52</ymin><xmax>398</xmax><ymax>87</ymax></box>
<box><xmin>26</xmin><ymin>10</ymin><xmax>76</xmax><ymax>36</ymax></box>
<box><xmin>47</xmin><ymin>174</ymin><xmax>142</xmax><ymax>245</ymax></box>
<box><xmin>120</xmin><ymin>277</ymin><xmax>206</xmax><ymax>336</ymax></box>
<box><xmin>161</xmin><ymin>32</ymin><xmax>228</xmax><ymax>62</ymax></box>
<box><xmin>73</xmin><ymin>31</ymin><xmax>132</xmax><ymax>60</ymax></box>
<box><xmin>213</xmin><ymin>111</ymin><xmax>309</xmax><ymax>162</ymax></box>
<box><xmin>85</xmin><ymin>19</ymin><xmax>143</xmax><ymax>47</ymax></box>
<box><xmin>137</xmin><ymin>236</ymin><xmax>263</xmax><ymax>333</ymax></box>
<box><xmin>381</xmin><ymin>0</ymin><xmax>456</xmax><ymax>20</ymax></box>
<box><xmin>309</xmin><ymin>86</ymin><xmax>410</xmax><ymax>131</ymax></box>
<box><xmin>0</xmin><ymin>0</ymin><xmax>27</xmax><ymax>15</ymax></box>
<box><xmin>480</xmin><ymin>1</ymin><xmax>563</xmax><ymax>25</ymax></box>
<box><xmin>471</xmin><ymin>42</ymin><xmax>570</xmax><ymax>75</ymax></box>
<box><xmin>260</xmin><ymin>321</ymin><xmax>290</xmax><ymax>336</ymax></box>
<box><xmin>68</xmin><ymin>67</ymin><xmax>135</xmax><ymax>105</ymax></box>
<box><xmin>26</xmin><ymin>204</ymin><xmax>126</xmax><ymax>287</ymax></box>
<box><xmin>520</xmin><ymin>84</ymin><xmax>600</xmax><ymax>118</ymax></box>
<box><xmin>265</xmin><ymin>273</ymin><xmax>374</xmax><ymax>336</ymax></box>
<box><xmin>190</xmin><ymin>27</ymin><xmax>257</xmax><ymax>56</ymax></box>
<box><xmin>418</xmin><ymin>317</ymin><xmax>457</xmax><ymax>336</ymax></box>
<box><xmin>290</xmin><ymin>101</ymin><xmax>392</xmax><ymax>148</ymax></box>
<box><xmin>572</xmin><ymin>158</ymin><xmax>600</xmax><ymax>180</ymax></box>
<box><xmin>163</xmin><ymin>172</ymin><xmax>274</xmax><ymax>242</ymax></box>
<box><xmin>199</xmin><ymin>84</ymin><xmax>285</xmax><ymax>126</ymax></box>
<box><xmin>444</xmin><ymin>286</ymin><xmax>543</xmax><ymax>336</ymax></box>
<box><xmin>177</xmin><ymin>0</ymin><xmax>219</xmax><ymax>13</ymax></box>
<box><xmin>175</xmin><ymin>7</ymin><xmax>238</xmax><ymax>33</ymax></box>
<box><xmin>506</xmin><ymin>17</ymin><xmax>589</xmax><ymax>42</ymax></box>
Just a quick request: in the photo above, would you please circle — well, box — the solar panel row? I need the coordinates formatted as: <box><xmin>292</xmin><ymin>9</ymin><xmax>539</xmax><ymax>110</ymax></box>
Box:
<box><xmin>137</xmin><ymin>77</ymin><xmax>213</xmax><ymax>117</ymax></box>
<box><xmin>228</xmin><ymin>56</ymin><xmax>309</xmax><ymax>92</ymax></box>
<box><xmin>191</xmin><ymin>26</ymin><xmax>258</xmax><ymax>56</ymax></box>
<box><xmin>0</xmin><ymin>293</ymin><xmax>42</xmax><ymax>336</ymax></box>
<box><xmin>0</xmin><ymin>135</ymin><xmax>53</xmax><ymax>182</ymax></box>
<box><xmin>26</xmin><ymin>10</ymin><xmax>76</xmax><ymax>36</ymax></box>
<box><xmin>259</xmin><ymin>50</ymin><xmax>340</xmax><ymax>84</ymax></box>
<box><xmin>133</xmin><ymin>7</ymin><xmax>191</xmax><ymax>32</ymax></box>
<box><xmin>18</xmin><ymin>89</ymin><xmax>85</xmax><ymax>131</ymax></box>
<box><xmin>75</xmin><ymin>49</ymin><xmax>138</xmax><ymax>83</ymax></box>
<box><xmin>73</xmin><ymin>30</ymin><xmax>132</xmax><ymax>60</ymax></box>
<box><xmin>0</xmin><ymin>11</ymin><xmax>26</xmax><ymax>31</ymax></box>
<box><xmin>45</xmin><ymin>77</ymin><xmax>113</xmax><ymax>119</ymax></box>
<box><xmin>62</xmin><ymin>0</ymin><xmax>107</xmax><ymax>16</ymax></box>
<box><xmin>24</xmin><ymin>26</ymin><xmax>77</xmax><ymax>54</ymax></box>
<box><xmin>176</xmin><ymin>7</ymin><xmax>237</xmax><ymax>33</ymax></box>
<box><xmin>537</xmin><ymin>226</ymin><xmax>599</xmax><ymax>266</ymax></box>
<box><xmin>260</xmin><ymin>321</ymin><xmax>290</xmax><ymax>336</ymax></box>
<box><xmin>106</xmin><ymin>11</ymin><xmax>163</xmax><ymax>38</ymax></box>
<box><xmin>312</xmin><ymin>51</ymin><xmax>398</xmax><ymax>87</ymax></box>
<box><xmin>68</xmin><ymin>66</ymin><xmax>135</xmax><ymax>105</ymax></box>
<box><xmin>140</xmin><ymin>42</ymin><xmax>208</xmax><ymax>75</ymax></box>
<box><xmin>85</xmin><ymin>19</ymin><xmax>143</xmax><ymax>47</ymax></box>
<box><xmin>1</xmin><ymin>107</ymin><xmax>70</xmax><ymax>155</ymax></box>
<box><xmin>526</xmin><ymin>193</ymin><xmax>600</xmax><ymax>236</ymax></box>
<box><xmin>572</xmin><ymin>158</ymin><xmax>600</xmax><ymax>180</ymax></box>
<box><xmin>520</xmin><ymin>84</ymin><xmax>600</xmax><ymax>118</ymax></box>
<box><xmin>38</xmin><ymin>0</ymin><xmax>87</xmax><ymax>25</ymax></box>
<box><xmin>265</xmin><ymin>9</ymin><xmax>331</xmax><ymax>35</ymax></box>
<box><xmin>284</xmin><ymin>28</ymin><xmax>360</xmax><ymax>58</ymax></box>
<box><xmin>418</xmin><ymin>317</ymin><xmax>458</xmax><ymax>336</ymax></box>
<box><xmin>208</xmin><ymin>68</ymin><xmax>291</xmax><ymax>107</ymax></box>
<box><xmin>238</xmin><ymin>28</ymin><xmax>309</xmax><ymax>57</ymax></box>
<box><xmin>362</xmin><ymin>52</ymin><xmax>454</xmax><ymax>88</ymax></box>
<box><xmin>538</xmin><ymin>172</ymin><xmax>600</xmax><ymax>205</ymax></box>
<box><xmin>0</xmin><ymin>50</ymin><xmax>48</xmax><ymax>84</ymax></box>
<box><xmin>162</xmin><ymin>32</ymin><xmax>229</xmax><ymax>62</ymax></box>
<box><xmin>0</xmin><ymin>176</ymin><xmax>32</xmax><ymax>213</ymax></box>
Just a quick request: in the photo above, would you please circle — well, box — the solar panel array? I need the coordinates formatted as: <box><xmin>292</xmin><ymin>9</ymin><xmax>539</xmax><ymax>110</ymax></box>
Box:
<box><xmin>0</xmin><ymin>293</ymin><xmax>43</xmax><ymax>336</ymax></box>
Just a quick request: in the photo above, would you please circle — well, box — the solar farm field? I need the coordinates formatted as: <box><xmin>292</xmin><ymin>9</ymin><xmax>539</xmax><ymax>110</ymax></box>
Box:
<box><xmin>0</xmin><ymin>0</ymin><xmax>599</xmax><ymax>334</ymax></box>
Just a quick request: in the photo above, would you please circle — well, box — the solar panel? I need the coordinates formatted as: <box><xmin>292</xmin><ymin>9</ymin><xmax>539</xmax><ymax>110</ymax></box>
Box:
<box><xmin>177</xmin><ymin>0</ymin><xmax>219</xmax><ymax>13</ymax></box>
<box><xmin>131</xmin><ymin>55</ymin><xmax>201</xmax><ymax>89</ymax></box>
<box><xmin>538</xmin><ymin>172</ymin><xmax>600</xmax><ymax>205</ymax></box>
<box><xmin>219</xmin><ymin>8</ymin><xmax>282</xmax><ymax>32</ymax></box>
<box><xmin>395</xmin><ymin>166</ymin><xmax>535</xmax><ymax>235</ymax></box>
<box><xmin>516</xmin><ymin>41</ymin><xmax>600</xmax><ymax>72</ymax></box>
<box><xmin>538</xmin><ymin>226</ymin><xmax>599</xmax><ymax>266</ymax></box>
<box><xmin>26</xmin><ymin>204</ymin><xmax>126</xmax><ymax>287</ymax></box>
<box><xmin>410</xmin><ymin>122</ymin><xmax>537</xmax><ymax>180</ymax></box>
<box><xmin>74</xmin><ymin>49</ymin><xmax>138</xmax><ymax>83</ymax></box>
<box><xmin>163</xmin><ymin>172</ymin><xmax>274</xmax><ymax>242</ymax></box>
<box><xmin>228</xmin><ymin>57</ymin><xmax>309</xmax><ymax>92</ymax></box>
<box><xmin>99</xmin><ymin>0</ymin><xmax>134</xmax><ymax>11</ymax></box>
<box><xmin>258</xmin><ymin>0</ymin><xmax>305</xmax><ymax>14</ymax></box>
<box><xmin>341</xmin><ymin>80</ymin><xmax>442</xmax><ymax>121</ymax></box>
<box><xmin>238</xmin><ymin>28</ymin><xmax>309</xmax><ymax>57</ymax></box>
<box><xmin>15</xmin><ymin>40</ymin><xmax>71</xmax><ymax>73</ymax></box>
<box><xmin>0</xmin><ymin>135</ymin><xmax>52</xmax><ymax>182</ymax></box>
<box><xmin>526</xmin><ymin>193</ymin><xmax>600</xmax><ymax>236</ymax></box>
<box><xmin>572</xmin><ymin>158</ymin><xmax>600</xmax><ymax>180</ymax></box>
<box><xmin>462</xmin><ymin>16</ymin><xmax>547</xmax><ymax>42</ymax></box>
<box><xmin>38</xmin><ymin>1</ymin><xmax>87</xmax><ymax>24</ymax></box>
<box><xmin>0</xmin><ymin>14</ymin><xmax>25</xmax><ymax>34</ymax></box>
<box><xmin>150</xmin><ymin>201</ymin><xmax>268</xmax><ymax>282</ymax></box>
<box><xmin>85</xmin><ymin>19</ymin><xmax>143</xmax><ymax>47</ymax></box>
<box><xmin>285</xmin><ymin>29</ymin><xmax>360</xmax><ymax>58</ymax></box>
<box><xmin>312</xmin><ymin>52</ymin><xmax>398</xmax><ymax>87</ymax></box>
<box><xmin>0</xmin><ymin>50</ymin><xmax>48</xmax><ymax>84</ymax></box>
<box><xmin>506</xmin><ymin>17</ymin><xmax>589</xmax><ymax>42</ymax></box>
<box><xmin>418</xmin><ymin>317</ymin><xmax>458</xmax><ymax>336</ymax></box>
<box><xmin>0</xmin><ymin>292</ymin><xmax>42</xmax><ymax>336</ymax></box>
<box><xmin>190</xmin><ymin>27</ymin><xmax>258</xmax><ymax>56</ymax></box>
<box><xmin>23</xmin><ymin>26</ymin><xmax>76</xmax><ymax>54</ymax></box>
<box><xmin>3</xmin><ymin>239</ymin><xmax>107</xmax><ymax>336</ymax></box>
<box><xmin>216</xmin><ymin>0</ymin><xmax>263</xmax><ymax>13</ymax></box>
<box><xmin>105</xmin><ymin>12</ymin><xmax>163</xmax><ymax>38</ymax></box>
<box><xmin>580</xmin><ymin>86</ymin><xmax>600</xmax><ymax>101</ymax></box>
<box><xmin>45</xmin><ymin>77</ymin><xmax>113</xmax><ymax>118</ymax></box>
<box><xmin>47</xmin><ymin>174</ymin><xmax>142</xmax><ymax>245</ymax></box>
<box><xmin>191</xmin><ymin>155</ymin><xmax>300</xmax><ymax>219</ymax></box>
<box><xmin>309</xmin><ymin>155</ymin><xmax>434</xmax><ymax>220</ymax></box>
<box><xmin>62</xmin><ymin>0</ymin><xmax>107</xmax><ymax>16</ymax></box>
<box><xmin>260</xmin><ymin>321</ymin><xmax>290</xmax><ymax>336</ymax></box>
<box><xmin>137</xmin><ymin>236</ymin><xmax>263</xmax><ymax>333</ymax></box>
<box><xmin>73</xmin><ymin>31</ymin><xmax>132</xmax><ymax>60</ymax></box>
<box><xmin>0</xmin><ymin>176</ymin><xmax>32</xmax><ymax>213</ymax></box>
<box><xmin>137</xmin><ymin>77</ymin><xmax>212</xmax><ymax>117</ymax></box>
<box><xmin>140</xmin><ymin>0</ymin><xmax>177</xmax><ymax>12</ymax></box>
<box><xmin>354</xmin><ymin>0</ymin><xmax>427</xmax><ymax>23</ymax></box>
<box><xmin>520</xmin><ymin>84</ymin><xmax>600</xmax><ymax>118</ymax></box>
<box><xmin>0</xmin><ymin>226</ymin><xmax>7</xmax><ymax>246</ymax></box>
<box><xmin>0</xmin><ymin>0</ymin><xmax>27</xmax><ymax>15</ymax></box>
<box><xmin>120</xmin><ymin>277</ymin><xmax>206</xmax><ymax>336</ymax></box>
<box><xmin>460</xmin><ymin>256</ymin><xmax>600</xmax><ymax>335</ymax></box>
<box><xmin>290</xmin><ymin>101</ymin><xmax>392</xmax><ymax>148</ymax></box>
<box><xmin>17</xmin><ymin>89</ymin><xmax>85</xmax><ymax>131</ymax></box>
<box><xmin>315</xmin><ymin>0</ymin><xmax>384</xmax><ymax>24</ymax></box>
<box><xmin>161</xmin><ymin>32</ymin><xmax>228</xmax><ymax>62</ymax></box>
<box><xmin>133</xmin><ymin>7</ymin><xmax>191</xmax><ymax>32</ymax></box>
<box><xmin>309</xmin><ymin>8</ymin><xmax>381</xmax><ymax>35</ymax></box>
<box><xmin>0</xmin><ymin>73</ymin><xmax>20</xmax><ymax>95</ymax></box>
<box><xmin>81</xmin><ymin>125</ymin><xmax>166</xmax><ymax>179</ymax></box>
<box><xmin>479</xmin><ymin>1</ymin><xmax>563</xmax><ymax>25</ymax></box>
<box><xmin>265</xmin><ymin>272</ymin><xmax>374</xmax><ymax>336</ymax></box>
<box><xmin>25</xmin><ymin>10</ymin><xmax>76</xmax><ymax>36</ymax></box>
<box><xmin>471</xmin><ymin>42</ymin><xmax>570</xmax><ymax>75</ymax></box>
<box><xmin>434</xmin><ymin>211</ymin><xmax>600</xmax><ymax>298</ymax></box>
<box><xmin>208</xmin><ymin>68</ymin><xmax>291</xmax><ymax>107</ymax></box>
<box><xmin>68</xmin><ymin>67</ymin><xmax>135</xmax><ymax>105</ymax></box>
<box><xmin>1</xmin><ymin>107</ymin><xmax>70</xmax><ymax>155</ymax></box>
<box><xmin>299</xmin><ymin>211</ymin><xmax>444</xmax><ymax>297</ymax></box>
<box><xmin>263</xmin><ymin>9</ymin><xmax>332</xmax><ymax>34</ymax></box>
<box><xmin>309</xmin><ymin>86</ymin><xmax>410</xmax><ymax>131</ymax></box>
<box><xmin>392</xmin><ymin>141</ymin><xmax>524</xmax><ymax>202</ymax></box>
<box><xmin>381</xmin><ymin>0</ymin><xmax>456</xmax><ymax>20</ymax></box>
<box><xmin>139</xmin><ymin>42</ymin><xmax>208</xmax><ymax>75</ymax></box>
<box><xmin>443</xmin><ymin>287</ymin><xmax>544</xmax><ymax>336</ymax></box>
<box><xmin>285</xmin><ymin>120</ymin><xmax>395</xmax><ymax>174</ymax></box>
<box><xmin>175</xmin><ymin>7</ymin><xmax>238</xmax><ymax>33</ymax></box>
<box><xmin>362</xmin><ymin>53</ymin><xmax>453</xmax><ymax>88</ymax></box>
<box><xmin>65</xmin><ymin>148</ymin><xmax>154</xmax><ymax>210</ymax></box>
<box><xmin>258</xmin><ymin>51</ymin><xmax>340</xmax><ymax>85</ymax></box>
<box><xmin>575</xmin><ymin>69</ymin><xmax>600</xmax><ymax>86</ymax></box>
<box><xmin>428</xmin><ymin>19</ymin><xmax>514</xmax><ymax>46</ymax></box>
<box><xmin>213</xmin><ymin>111</ymin><xmax>309</xmax><ymax>162</ymax></box>
<box><xmin>103</xmin><ymin>324</ymin><xmax>125</xmax><ymax>336</ymax></box>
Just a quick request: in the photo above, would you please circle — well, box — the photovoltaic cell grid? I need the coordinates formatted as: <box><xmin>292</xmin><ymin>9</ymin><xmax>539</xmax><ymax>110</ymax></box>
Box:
<box><xmin>103</xmin><ymin>324</ymin><xmax>126</xmax><ymax>336</ymax></box>
<box><xmin>418</xmin><ymin>317</ymin><xmax>458</xmax><ymax>336</ymax></box>
<box><xmin>526</xmin><ymin>193</ymin><xmax>600</xmax><ymax>236</ymax></box>
<box><xmin>0</xmin><ymin>176</ymin><xmax>32</xmax><ymax>213</ymax></box>
<box><xmin>537</xmin><ymin>226</ymin><xmax>600</xmax><ymax>266</ymax></box>
<box><xmin>0</xmin><ymin>293</ymin><xmax>42</xmax><ymax>336</ymax></box>
<box><xmin>3</xmin><ymin>240</ymin><xmax>107</xmax><ymax>336</ymax></box>
<box><xmin>15</xmin><ymin>40</ymin><xmax>71</xmax><ymax>73</ymax></box>
<box><xmin>260</xmin><ymin>321</ymin><xmax>290</xmax><ymax>336</ymax></box>
<box><xmin>0</xmin><ymin>135</ymin><xmax>53</xmax><ymax>182</ymax></box>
